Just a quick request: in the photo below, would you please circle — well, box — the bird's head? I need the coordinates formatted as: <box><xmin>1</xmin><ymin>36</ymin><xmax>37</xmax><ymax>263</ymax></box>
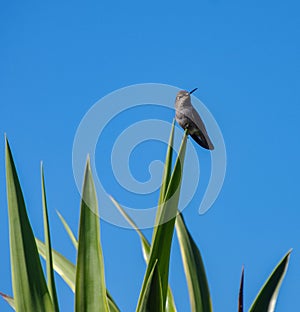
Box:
<box><xmin>175</xmin><ymin>88</ymin><xmax>197</xmax><ymax>108</ymax></box>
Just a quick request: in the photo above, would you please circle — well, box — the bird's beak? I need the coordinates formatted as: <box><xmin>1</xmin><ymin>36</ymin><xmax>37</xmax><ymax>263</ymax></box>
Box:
<box><xmin>189</xmin><ymin>88</ymin><xmax>198</xmax><ymax>94</ymax></box>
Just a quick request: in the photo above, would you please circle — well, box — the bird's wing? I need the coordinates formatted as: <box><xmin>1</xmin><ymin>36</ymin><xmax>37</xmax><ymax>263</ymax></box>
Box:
<box><xmin>190</xmin><ymin>134</ymin><xmax>211</xmax><ymax>149</ymax></box>
<box><xmin>188</xmin><ymin>106</ymin><xmax>214</xmax><ymax>150</ymax></box>
<box><xmin>189</xmin><ymin>106</ymin><xmax>209</xmax><ymax>136</ymax></box>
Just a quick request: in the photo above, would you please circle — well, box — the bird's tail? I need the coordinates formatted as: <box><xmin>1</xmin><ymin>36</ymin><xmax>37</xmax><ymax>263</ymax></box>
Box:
<box><xmin>191</xmin><ymin>133</ymin><xmax>214</xmax><ymax>150</ymax></box>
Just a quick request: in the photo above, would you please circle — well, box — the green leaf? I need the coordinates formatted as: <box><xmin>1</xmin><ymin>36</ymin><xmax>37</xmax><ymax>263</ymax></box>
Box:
<box><xmin>36</xmin><ymin>239</ymin><xmax>120</xmax><ymax>312</ymax></box>
<box><xmin>249</xmin><ymin>250</ymin><xmax>291</xmax><ymax>312</ymax></box>
<box><xmin>75</xmin><ymin>157</ymin><xmax>109</xmax><ymax>312</ymax></box>
<box><xmin>41</xmin><ymin>164</ymin><xmax>60</xmax><ymax>312</ymax></box>
<box><xmin>165</xmin><ymin>288</ymin><xmax>177</xmax><ymax>312</ymax></box>
<box><xmin>154</xmin><ymin>119</ymin><xmax>175</xmax><ymax>229</ymax></box>
<box><xmin>110</xmin><ymin>196</ymin><xmax>176</xmax><ymax>312</ymax></box>
<box><xmin>5</xmin><ymin>137</ymin><xmax>54</xmax><ymax>312</ymax></box>
<box><xmin>106</xmin><ymin>292</ymin><xmax>121</xmax><ymax>312</ymax></box>
<box><xmin>36</xmin><ymin>238</ymin><xmax>76</xmax><ymax>291</ymax></box>
<box><xmin>0</xmin><ymin>292</ymin><xmax>15</xmax><ymax>309</ymax></box>
<box><xmin>4</xmin><ymin>242</ymin><xmax>119</xmax><ymax>312</ymax></box>
<box><xmin>56</xmin><ymin>210</ymin><xmax>78</xmax><ymax>249</ymax></box>
<box><xmin>137</xmin><ymin>130</ymin><xmax>188</xmax><ymax>311</ymax></box>
<box><xmin>110</xmin><ymin>196</ymin><xmax>150</xmax><ymax>262</ymax></box>
<box><xmin>238</xmin><ymin>266</ymin><xmax>244</xmax><ymax>312</ymax></box>
<box><xmin>137</xmin><ymin>260</ymin><xmax>163</xmax><ymax>312</ymax></box>
<box><xmin>175</xmin><ymin>213</ymin><xmax>213</xmax><ymax>312</ymax></box>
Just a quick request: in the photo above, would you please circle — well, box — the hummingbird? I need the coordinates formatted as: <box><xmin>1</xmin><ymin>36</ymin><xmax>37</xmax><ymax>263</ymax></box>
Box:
<box><xmin>175</xmin><ymin>88</ymin><xmax>214</xmax><ymax>150</ymax></box>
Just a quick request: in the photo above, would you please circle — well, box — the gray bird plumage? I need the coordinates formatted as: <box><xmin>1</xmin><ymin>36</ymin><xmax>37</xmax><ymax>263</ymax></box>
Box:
<box><xmin>175</xmin><ymin>89</ymin><xmax>214</xmax><ymax>150</ymax></box>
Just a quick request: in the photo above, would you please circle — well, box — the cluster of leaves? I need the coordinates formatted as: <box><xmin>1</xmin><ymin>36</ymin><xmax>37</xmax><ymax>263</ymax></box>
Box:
<box><xmin>1</xmin><ymin>124</ymin><xmax>291</xmax><ymax>311</ymax></box>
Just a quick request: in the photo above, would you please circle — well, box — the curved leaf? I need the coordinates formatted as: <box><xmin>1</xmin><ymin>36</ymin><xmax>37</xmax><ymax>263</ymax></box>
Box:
<box><xmin>5</xmin><ymin>137</ymin><xmax>54</xmax><ymax>312</ymax></box>
<box><xmin>175</xmin><ymin>213</ymin><xmax>213</xmax><ymax>312</ymax></box>
<box><xmin>56</xmin><ymin>210</ymin><xmax>78</xmax><ymax>249</ymax></box>
<box><xmin>249</xmin><ymin>250</ymin><xmax>291</xmax><ymax>312</ymax></box>
<box><xmin>36</xmin><ymin>238</ymin><xmax>76</xmax><ymax>291</ymax></box>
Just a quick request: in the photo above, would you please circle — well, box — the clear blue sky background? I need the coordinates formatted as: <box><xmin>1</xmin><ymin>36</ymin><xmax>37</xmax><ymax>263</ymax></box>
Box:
<box><xmin>1</xmin><ymin>1</ymin><xmax>300</xmax><ymax>311</ymax></box>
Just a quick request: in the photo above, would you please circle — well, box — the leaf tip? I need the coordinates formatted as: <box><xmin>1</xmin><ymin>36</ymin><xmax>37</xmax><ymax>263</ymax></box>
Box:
<box><xmin>4</xmin><ymin>133</ymin><xmax>9</xmax><ymax>150</ymax></box>
<box><xmin>285</xmin><ymin>249</ymin><xmax>292</xmax><ymax>262</ymax></box>
<box><xmin>85</xmin><ymin>154</ymin><xmax>92</xmax><ymax>174</ymax></box>
<box><xmin>4</xmin><ymin>134</ymin><xmax>13</xmax><ymax>164</ymax></box>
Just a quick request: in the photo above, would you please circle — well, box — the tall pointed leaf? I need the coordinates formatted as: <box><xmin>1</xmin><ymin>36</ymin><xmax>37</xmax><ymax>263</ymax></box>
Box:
<box><xmin>5</xmin><ymin>137</ymin><xmax>54</xmax><ymax>311</ymax></box>
<box><xmin>111</xmin><ymin>122</ymin><xmax>177</xmax><ymax>312</ymax></box>
<box><xmin>249</xmin><ymin>250</ymin><xmax>291</xmax><ymax>312</ymax></box>
<box><xmin>110</xmin><ymin>196</ymin><xmax>177</xmax><ymax>312</ymax></box>
<box><xmin>75</xmin><ymin>157</ymin><xmax>109</xmax><ymax>312</ymax></box>
<box><xmin>238</xmin><ymin>266</ymin><xmax>244</xmax><ymax>312</ymax></box>
<box><xmin>137</xmin><ymin>131</ymin><xmax>188</xmax><ymax>311</ymax></box>
<box><xmin>154</xmin><ymin>119</ymin><xmax>175</xmax><ymax>229</ymax></box>
<box><xmin>41</xmin><ymin>163</ymin><xmax>59</xmax><ymax>312</ymax></box>
<box><xmin>175</xmin><ymin>213</ymin><xmax>212</xmax><ymax>312</ymax></box>
<box><xmin>137</xmin><ymin>259</ymin><xmax>163</xmax><ymax>312</ymax></box>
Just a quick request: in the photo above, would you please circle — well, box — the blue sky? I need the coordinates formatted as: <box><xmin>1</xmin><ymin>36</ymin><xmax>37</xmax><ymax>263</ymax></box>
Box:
<box><xmin>1</xmin><ymin>1</ymin><xmax>300</xmax><ymax>311</ymax></box>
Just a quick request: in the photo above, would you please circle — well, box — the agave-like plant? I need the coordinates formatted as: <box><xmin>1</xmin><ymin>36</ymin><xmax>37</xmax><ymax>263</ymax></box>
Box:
<box><xmin>1</xmin><ymin>124</ymin><xmax>291</xmax><ymax>311</ymax></box>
